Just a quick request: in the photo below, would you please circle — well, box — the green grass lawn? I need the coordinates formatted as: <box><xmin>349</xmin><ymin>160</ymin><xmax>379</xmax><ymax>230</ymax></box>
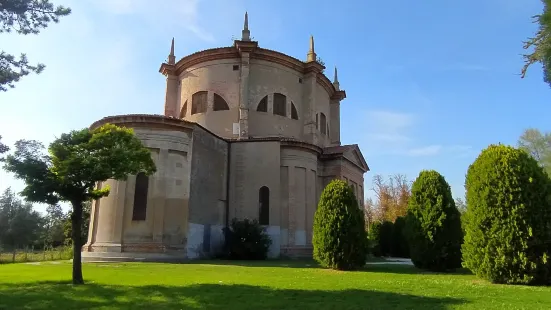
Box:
<box><xmin>1</xmin><ymin>260</ymin><xmax>550</xmax><ymax>309</ymax></box>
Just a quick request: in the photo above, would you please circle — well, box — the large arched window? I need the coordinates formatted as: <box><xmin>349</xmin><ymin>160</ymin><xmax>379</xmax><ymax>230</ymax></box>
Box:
<box><xmin>179</xmin><ymin>100</ymin><xmax>188</xmax><ymax>118</ymax></box>
<box><xmin>320</xmin><ymin>113</ymin><xmax>327</xmax><ymax>135</ymax></box>
<box><xmin>291</xmin><ymin>102</ymin><xmax>298</xmax><ymax>120</ymax></box>
<box><xmin>213</xmin><ymin>93</ymin><xmax>229</xmax><ymax>111</ymax></box>
<box><xmin>259</xmin><ymin>186</ymin><xmax>270</xmax><ymax>225</ymax></box>
<box><xmin>191</xmin><ymin>91</ymin><xmax>207</xmax><ymax>115</ymax></box>
<box><xmin>273</xmin><ymin>93</ymin><xmax>286</xmax><ymax>117</ymax></box>
<box><xmin>132</xmin><ymin>172</ymin><xmax>149</xmax><ymax>221</ymax></box>
<box><xmin>257</xmin><ymin>96</ymin><xmax>268</xmax><ymax>112</ymax></box>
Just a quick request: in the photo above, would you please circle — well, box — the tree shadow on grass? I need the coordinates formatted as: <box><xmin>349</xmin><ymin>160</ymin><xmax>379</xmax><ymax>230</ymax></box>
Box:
<box><xmin>0</xmin><ymin>280</ymin><xmax>468</xmax><ymax>310</ymax></box>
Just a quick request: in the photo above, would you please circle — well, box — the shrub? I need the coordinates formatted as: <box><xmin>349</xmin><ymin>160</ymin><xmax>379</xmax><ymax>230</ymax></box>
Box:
<box><xmin>390</xmin><ymin>216</ymin><xmax>409</xmax><ymax>258</ymax></box>
<box><xmin>463</xmin><ymin>144</ymin><xmax>551</xmax><ymax>285</ymax></box>
<box><xmin>313</xmin><ymin>179</ymin><xmax>368</xmax><ymax>270</ymax></box>
<box><xmin>368</xmin><ymin>221</ymin><xmax>383</xmax><ymax>257</ymax></box>
<box><xmin>379</xmin><ymin>220</ymin><xmax>393</xmax><ymax>256</ymax></box>
<box><xmin>221</xmin><ymin>218</ymin><xmax>272</xmax><ymax>260</ymax></box>
<box><xmin>405</xmin><ymin>170</ymin><xmax>463</xmax><ymax>271</ymax></box>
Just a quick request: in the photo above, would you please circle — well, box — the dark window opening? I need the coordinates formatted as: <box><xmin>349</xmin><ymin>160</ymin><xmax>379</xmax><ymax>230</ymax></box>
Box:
<box><xmin>291</xmin><ymin>102</ymin><xmax>298</xmax><ymax>120</ymax></box>
<box><xmin>213</xmin><ymin>93</ymin><xmax>230</xmax><ymax>111</ymax></box>
<box><xmin>233</xmin><ymin>65</ymin><xmax>239</xmax><ymax>71</ymax></box>
<box><xmin>191</xmin><ymin>91</ymin><xmax>208</xmax><ymax>114</ymax></box>
<box><xmin>257</xmin><ymin>96</ymin><xmax>268</xmax><ymax>112</ymax></box>
<box><xmin>132</xmin><ymin>172</ymin><xmax>149</xmax><ymax>221</ymax></box>
<box><xmin>273</xmin><ymin>93</ymin><xmax>286</xmax><ymax>117</ymax></box>
<box><xmin>180</xmin><ymin>100</ymin><xmax>188</xmax><ymax>118</ymax></box>
<box><xmin>298</xmin><ymin>78</ymin><xmax>303</xmax><ymax>83</ymax></box>
<box><xmin>259</xmin><ymin>186</ymin><xmax>270</xmax><ymax>225</ymax></box>
<box><xmin>316</xmin><ymin>114</ymin><xmax>319</xmax><ymax>129</ymax></box>
<box><xmin>320</xmin><ymin>113</ymin><xmax>327</xmax><ymax>134</ymax></box>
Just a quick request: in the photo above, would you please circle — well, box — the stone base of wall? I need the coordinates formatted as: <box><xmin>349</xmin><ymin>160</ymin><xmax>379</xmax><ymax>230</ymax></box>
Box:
<box><xmin>281</xmin><ymin>246</ymin><xmax>313</xmax><ymax>259</ymax></box>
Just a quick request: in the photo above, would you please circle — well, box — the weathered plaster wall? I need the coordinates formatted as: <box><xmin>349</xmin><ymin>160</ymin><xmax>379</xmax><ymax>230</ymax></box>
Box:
<box><xmin>280</xmin><ymin>147</ymin><xmax>318</xmax><ymax>249</ymax></box>
<box><xmin>187</xmin><ymin>126</ymin><xmax>229</xmax><ymax>258</ymax></box>
<box><xmin>179</xmin><ymin>59</ymin><xmax>241</xmax><ymax>139</ymax></box>
<box><xmin>228</xmin><ymin>140</ymin><xmax>281</xmax><ymax>257</ymax></box>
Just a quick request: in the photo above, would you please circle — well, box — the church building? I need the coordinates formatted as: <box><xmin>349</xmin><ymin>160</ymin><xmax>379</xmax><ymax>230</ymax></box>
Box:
<box><xmin>82</xmin><ymin>13</ymin><xmax>369</xmax><ymax>261</ymax></box>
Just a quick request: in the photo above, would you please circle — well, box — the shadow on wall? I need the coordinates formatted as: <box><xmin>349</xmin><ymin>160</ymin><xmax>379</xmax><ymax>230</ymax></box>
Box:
<box><xmin>0</xmin><ymin>281</ymin><xmax>468</xmax><ymax>310</ymax></box>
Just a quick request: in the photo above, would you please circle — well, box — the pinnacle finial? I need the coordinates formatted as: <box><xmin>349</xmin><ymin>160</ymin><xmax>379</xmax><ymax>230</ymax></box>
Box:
<box><xmin>168</xmin><ymin>37</ymin><xmax>175</xmax><ymax>64</ymax></box>
<box><xmin>306</xmin><ymin>35</ymin><xmax>317</xmax><ymax>62</ymax></box>
<box><xmin>241</xmin><ymin>11</ymin><xmax>251</xmax><ymax>41</ymax></box>
<box><xmin>333</xmin><ymin>66</ymin><xmax>340</xmax><ymax>90</ymax></box>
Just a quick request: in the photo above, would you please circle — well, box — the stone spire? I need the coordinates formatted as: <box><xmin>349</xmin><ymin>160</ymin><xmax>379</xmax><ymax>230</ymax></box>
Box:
<box><xmin>241</xmin><ymin>12</ymin><xmax>250</xmax><ymax>41</ymax></box>
<box><xmin>168</xmin><ymin>37</ymin><xmax>175</xmax><ymax>65</ymax></box>
<box><xmin>306</xmin><ymin>35</ymin><xmax>316</xmax><ymax>62</ymax></box>
<box><xmin>333</xmin><ymin>66</ymin><xmax>340</xmax><ymax>90</ymax></box>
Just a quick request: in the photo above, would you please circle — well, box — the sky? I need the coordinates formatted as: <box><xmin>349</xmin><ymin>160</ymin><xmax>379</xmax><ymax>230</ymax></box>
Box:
<box><xmin>1</xmin><ymin>0</ymin><xmax>550</xmax><ymax>213</ymax></box>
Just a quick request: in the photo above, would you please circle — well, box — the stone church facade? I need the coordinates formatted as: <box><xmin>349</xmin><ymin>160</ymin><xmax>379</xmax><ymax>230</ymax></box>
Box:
<box><xmin>82</xmin><ymin>14</ymin><xmax>369</xmax><ymax>261</ymax></box>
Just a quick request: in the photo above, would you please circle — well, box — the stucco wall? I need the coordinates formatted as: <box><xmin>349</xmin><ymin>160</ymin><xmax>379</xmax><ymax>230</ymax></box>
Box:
<box><xmin>280</xmin><ymin>147</ymin><xmax>318</xmax><ymax>248</ymax></box>
<box><xmin>187</xmin><ymin>125</ymin><xmax>229</xmax><ymax>258</ymax></box>
<box><xmin>179</xmin><ymin>59</ymin><xmax>241</xmax><ymax>139</ymax></box>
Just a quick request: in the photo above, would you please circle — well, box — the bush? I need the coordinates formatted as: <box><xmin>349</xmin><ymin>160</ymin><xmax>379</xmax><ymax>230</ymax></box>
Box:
<box><xmin>368</xmin><ymin>221</ymin><xmax>383</xmax><ymax>257</ymax></box>
<box><xmin>463</xmin><ymin>144</ymin><xmax>551</xmax><ymax>285</ymax></box>
<box><xmin>313</xmin><ymin>179</ymin><xmax>368</xmax><ymax>270</ymax></box>
<box><xmin>221</xmin><ymin>218</ymin><xmax>272</xmax><ymax>260</ymax></box>
<box><xmin>405</xmin><ymin>170</ymin><xmax>463</xmax><ymax>271</ymax></box>
<box><xmin>390</xmin><ymin>216</ymin><xmax>409</xmax><ymax>258</ymax></box>
<box><xmin>379</xmin><ymin>220</ymin><xmax>393</xmax><ymax>256</ymax></box>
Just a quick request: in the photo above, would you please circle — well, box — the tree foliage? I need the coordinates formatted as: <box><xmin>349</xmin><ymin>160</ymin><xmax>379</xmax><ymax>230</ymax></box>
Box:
<box><xmin>463</xmin><ymin>144</ymin><xmax>551</xmax><ymax>285</ymax></box>
<box><xmin>41</xmin><ymin>203</ymin><xmax>66</xmax><ymax>247</ymax></box>
<box><xmin>390</xmin><ymin>216</ymin><xmax>409</xmax><ymax>258</ymax></box>
<box><xmin>0</xmin><ymin>135</ymin><xmax>8</xmax><ymax>155</ymax></box>
<box><xmin>522</xmin><ymin>0</ymin><xmax>551</xmax><ymax>87</ymax></box>
<box><xmin>0</xmin><ymin>0</ymin><xmax>71</xmax><ymax>91</ymax></box>
<box><xmin>313</xmin><ymin>179</ymin><xmax>368</xmax><ymax>270</ymax></box>
<box><xmin>368</xmin><ymin>174</ymin><xmax>411</xmax><ymax>223</ymax></box>
<box><xmin>518</xmin><ymin>128</ymin><xmax>551</xmax><ymax>175</ymax></box>
<box><xmin>405</xmin><ymin>170</ymin><xmax>463</xmax><ymax>271</ymax></box>
<box><xmin>0</xmin><ymin>187</ymin><xmax>43</xmax><ymax>250</ymax></box>
<box><xmin>2</xmin><ymin>124</ymin><xmax>156</xmax><ymax>284</ymax></box>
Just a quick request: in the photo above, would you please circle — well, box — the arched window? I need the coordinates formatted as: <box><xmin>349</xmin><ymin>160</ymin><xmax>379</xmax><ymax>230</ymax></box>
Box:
<box><xmin>291</xmin><ymin>102</ymin><xmax>298</xmax><ymax>120</ymax></box>
<box><xmin>179</xmin><ymin>100</ymin><xmax>188</xmax><ymax>118</ymax></box>
<box><xmin>259</xmin><ymin>186</ymin><xmax>270</xmax><ymax>225</ymax></box>
<box><xmin>257</xmin><ymin>96</ymin><xmax>268</xmax><ymax>112</ymax></box>
<box><xmin>273</xmin><ymin>93</ymin><xmax>286</xmax><ymax>117</ymax></box>
<box><xmin>191</xmin><ymin>91</ymin><xmax>207</xmax><ymax>115</ymax></box>
<box><xmin>213</xmin><ymin>93</ymin><xmax>229</xmax><ymax>111</ymax></box>
<box><xmin>320</xmin><ymin>113</ymin><xmax>327</xmax><ymax>135</ymax></box>
<box><xmin>132</xmin><ymin>172</ymin><xmax>149</xmax><ymax>221</ymax></box>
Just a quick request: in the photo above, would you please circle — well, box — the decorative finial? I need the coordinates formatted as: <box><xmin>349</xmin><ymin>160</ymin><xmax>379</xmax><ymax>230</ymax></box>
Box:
<box><xmin>306</xmin><ymin>35</ymin><xmax>317</xmax><ymax>62</ymax></box>
<box><xmin>241</xmin><ymin>11</ymin><xmax>250</xmax><ymax>41</ymax></box>
<box><xmin>333</xmin><ymin>66</ymin><xmax>340</xmax><ymax>90</ymax></box>
<box><xmin>168</xmin><ymin>37</ymin><xmax>175</xmax><ymax>64</ymax></box>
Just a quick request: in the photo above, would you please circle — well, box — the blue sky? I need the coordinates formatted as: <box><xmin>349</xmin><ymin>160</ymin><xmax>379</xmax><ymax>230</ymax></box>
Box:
<box><xmin>1</xmin><ymin>0</ymin><xmax>550</xmax><ymax>213</ymax></box>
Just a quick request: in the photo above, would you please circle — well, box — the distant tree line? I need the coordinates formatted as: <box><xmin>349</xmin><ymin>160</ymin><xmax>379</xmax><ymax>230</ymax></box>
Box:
<box><xmin>0</xmin><ymin>187</ymin><xmax>91</xmax><ymax>253</ymax></box>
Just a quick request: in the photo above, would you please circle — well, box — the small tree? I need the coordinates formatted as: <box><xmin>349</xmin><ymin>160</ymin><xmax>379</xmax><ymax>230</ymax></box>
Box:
<box><xmin>368</xmin><ymin>221</ymin><xmax>382</xmax><ymax>257</ymax></box>
<box><xmin>405</xmin><ymin>170</ymin><xmax>463</xmax><ymax>271</ymax></box>
<box><xmin>379</xmin><ymin>220</ymin><xmax>393</xmax><ymax>256</ymax></box>
<box><xmin>2</xmin><ymin>124</ymin><xmax>156</xmax><ymax>284</ymax></box>
<box><xmin>313</xmin><ymin>179</ymin><xmax>368</xmax><ymax>270</ymax></box>
<box><xmin>463</xmin><ymin>144</ymin><xmax>551</xmax><ymax>285</ymax></box>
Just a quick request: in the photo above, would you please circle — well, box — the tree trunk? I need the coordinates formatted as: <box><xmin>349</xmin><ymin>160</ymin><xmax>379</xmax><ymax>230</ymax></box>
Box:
<box><xmin>71</xmin><ymin>200</ymin><xmax>84</xmax><ymax>285</ymax></box>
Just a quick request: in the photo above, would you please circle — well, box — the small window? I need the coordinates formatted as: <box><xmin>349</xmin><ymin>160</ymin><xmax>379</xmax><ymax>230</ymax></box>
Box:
<box><xmin>233</xmin><ymin>65</ymin><xmax>239</xmax><ymax>71</ymax></box>
<box><xmin>273</xmin><ymin>93</ymin><xmax>286</xmax><ymax>117</ymax></box>
<box><xmin>257</xmin><ymin>96</ymin><xmax>268</xmax><ymax>112</ymax></box>
<box><xmin>316</xmin><ymin>114</ymin><xmax>319</xmax><ymax>129</ymax></box>
<box><xmin>291</xmin><ymin>102</ymin><xmax>298</xmax><ymax>120</ymax></box>
<box><xmin>298</xmin><ymin>78</ymin><xmax>303</xmax><ymax>83</ymax></box>
<box><xmin>191</xmin><ymin>91</ymin><xmax>208</xmax><ymax>115</ymax></box>
<box><xmin>259</xmin><ymin>186</ymin><xmax>270</xmax><ymax>225</ymax></box>
<box><xmin>132</xmin><ymin>172</ymin><xmax>149</xmax><ymax>221</ymax></box>
<box><xmin>179</xmin><ymin>100</ymin><xmax>188</xmax><ymax>118</ymax></box>
<box><xmin>320</xmin><ymin>113</ymin><xmax>327</xmax><ymax>134</ymax></box>
<box><xmin>213</xmin><ymin>93</ymin><xmax>229</xmax><ymax>111</ymax></box>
